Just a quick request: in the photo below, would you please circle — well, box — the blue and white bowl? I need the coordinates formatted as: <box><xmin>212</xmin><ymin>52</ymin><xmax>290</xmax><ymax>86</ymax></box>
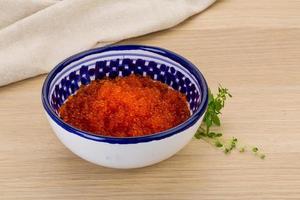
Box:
<box><xmin>42</xmin><ymin>45</ymin><xmax>208</xmax><ymax>169</ymax></box>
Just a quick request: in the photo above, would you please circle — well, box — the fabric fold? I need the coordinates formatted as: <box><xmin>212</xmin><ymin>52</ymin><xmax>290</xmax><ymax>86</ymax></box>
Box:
<box><xmin>0</xmin><ymin>0</ymin><xmax>215</xmax><ymax>86</ymax></box>
<box><xmin>0</xmin><ymin>0</ymin><xmax>58</xmax><ymax>29</ymax></box>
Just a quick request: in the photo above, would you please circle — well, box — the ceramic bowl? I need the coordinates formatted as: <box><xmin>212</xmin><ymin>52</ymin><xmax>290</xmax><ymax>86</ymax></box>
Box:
<box><xmin>42</xmin><ymin>45</ymin><xmax>208</xmax><ymax>169</ymax></box>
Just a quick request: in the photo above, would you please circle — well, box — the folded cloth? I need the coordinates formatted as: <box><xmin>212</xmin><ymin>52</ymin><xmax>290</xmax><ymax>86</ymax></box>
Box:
<box><xmin>0</xmin><ymin>0</ymin><xmax>58</xmax><ymax>29</ymax></box>
<box><xmin>0</xmin><ymin>0</ymin><xmax>215</xmax><ymax>86</ymax></box>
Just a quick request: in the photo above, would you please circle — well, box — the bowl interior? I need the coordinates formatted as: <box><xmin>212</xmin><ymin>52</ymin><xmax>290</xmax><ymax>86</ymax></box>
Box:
<box><xmin>44</xmin><ymin>45</ymin><xmax>207</xmax><ymax>141</ymax></box>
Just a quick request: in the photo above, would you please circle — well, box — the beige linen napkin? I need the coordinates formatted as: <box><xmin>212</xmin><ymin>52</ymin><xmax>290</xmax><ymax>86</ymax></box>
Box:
<box><xmin>0</xmin><ymin>0</ymin><xmax>215</xmax><ymax>86</ymax></box>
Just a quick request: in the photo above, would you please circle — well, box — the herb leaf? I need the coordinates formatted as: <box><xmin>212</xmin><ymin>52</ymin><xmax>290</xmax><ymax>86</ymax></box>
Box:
<box><xmin>194</xmin><ymin>85</ymin><xmax>265</xmax><ymax>159</ymax></box>
<box><xmin>212</xmin><ymin>114</ymin><xmax>221</xmax><ymax>126</ymax></box>
<box><xmin>252</xmin><ymin>147</ymin><xmax>259</xmax><ymax>153</ymax></box>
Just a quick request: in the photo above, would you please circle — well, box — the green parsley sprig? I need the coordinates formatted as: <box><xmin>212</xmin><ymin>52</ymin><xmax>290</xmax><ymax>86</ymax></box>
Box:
<box><xmin>194</xmin><ymin>85</ymin><xmax>265</xmax><ymax>159</ymax></box>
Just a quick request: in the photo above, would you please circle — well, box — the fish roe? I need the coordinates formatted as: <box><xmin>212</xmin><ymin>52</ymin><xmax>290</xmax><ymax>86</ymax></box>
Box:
<box><xmin>59</xmin><ymin>74</ymin><xmax>190</xmax><ymax>137</ymax></box>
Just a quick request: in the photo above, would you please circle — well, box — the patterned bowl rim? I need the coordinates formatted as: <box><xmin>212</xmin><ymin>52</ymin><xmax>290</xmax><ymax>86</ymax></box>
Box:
<box><xmin>42</xmin><ymin>45</ymin><xmax>208</xmax><ymax>144</ymax></box>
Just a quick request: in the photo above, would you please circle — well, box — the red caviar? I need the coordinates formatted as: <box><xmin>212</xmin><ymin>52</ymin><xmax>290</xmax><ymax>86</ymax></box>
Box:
<box><xmin>59</xmin><ymin>75</ymin><xmax>190</xmax><ymax>137</ymax></box>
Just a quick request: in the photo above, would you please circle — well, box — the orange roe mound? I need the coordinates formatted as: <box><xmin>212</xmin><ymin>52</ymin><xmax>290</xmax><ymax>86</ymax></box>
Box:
<box><xmin>59</xmin><ymin>74</ymin><xmax>190</xmax><ymax>137</ymax></box>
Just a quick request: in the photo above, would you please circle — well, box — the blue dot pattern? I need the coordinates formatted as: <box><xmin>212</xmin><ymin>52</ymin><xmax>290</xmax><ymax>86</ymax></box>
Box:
<box><xmin>51</xmin><ymin>58</ymin><xmax>201</xmax><ymax>114</ymax></box>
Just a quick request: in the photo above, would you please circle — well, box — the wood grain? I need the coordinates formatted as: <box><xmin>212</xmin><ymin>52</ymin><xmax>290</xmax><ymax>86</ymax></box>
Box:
<box><xmin>1</xmin><ymin>0</ymin><xmax>300</xmax><ymax>199</ymax></box>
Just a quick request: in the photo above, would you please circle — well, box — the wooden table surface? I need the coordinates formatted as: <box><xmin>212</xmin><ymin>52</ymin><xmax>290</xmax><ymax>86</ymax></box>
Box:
<box><xmin>1</xmin><ymin>0</ymin><xmax>300</xmax><ymax>199</ymax></box>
